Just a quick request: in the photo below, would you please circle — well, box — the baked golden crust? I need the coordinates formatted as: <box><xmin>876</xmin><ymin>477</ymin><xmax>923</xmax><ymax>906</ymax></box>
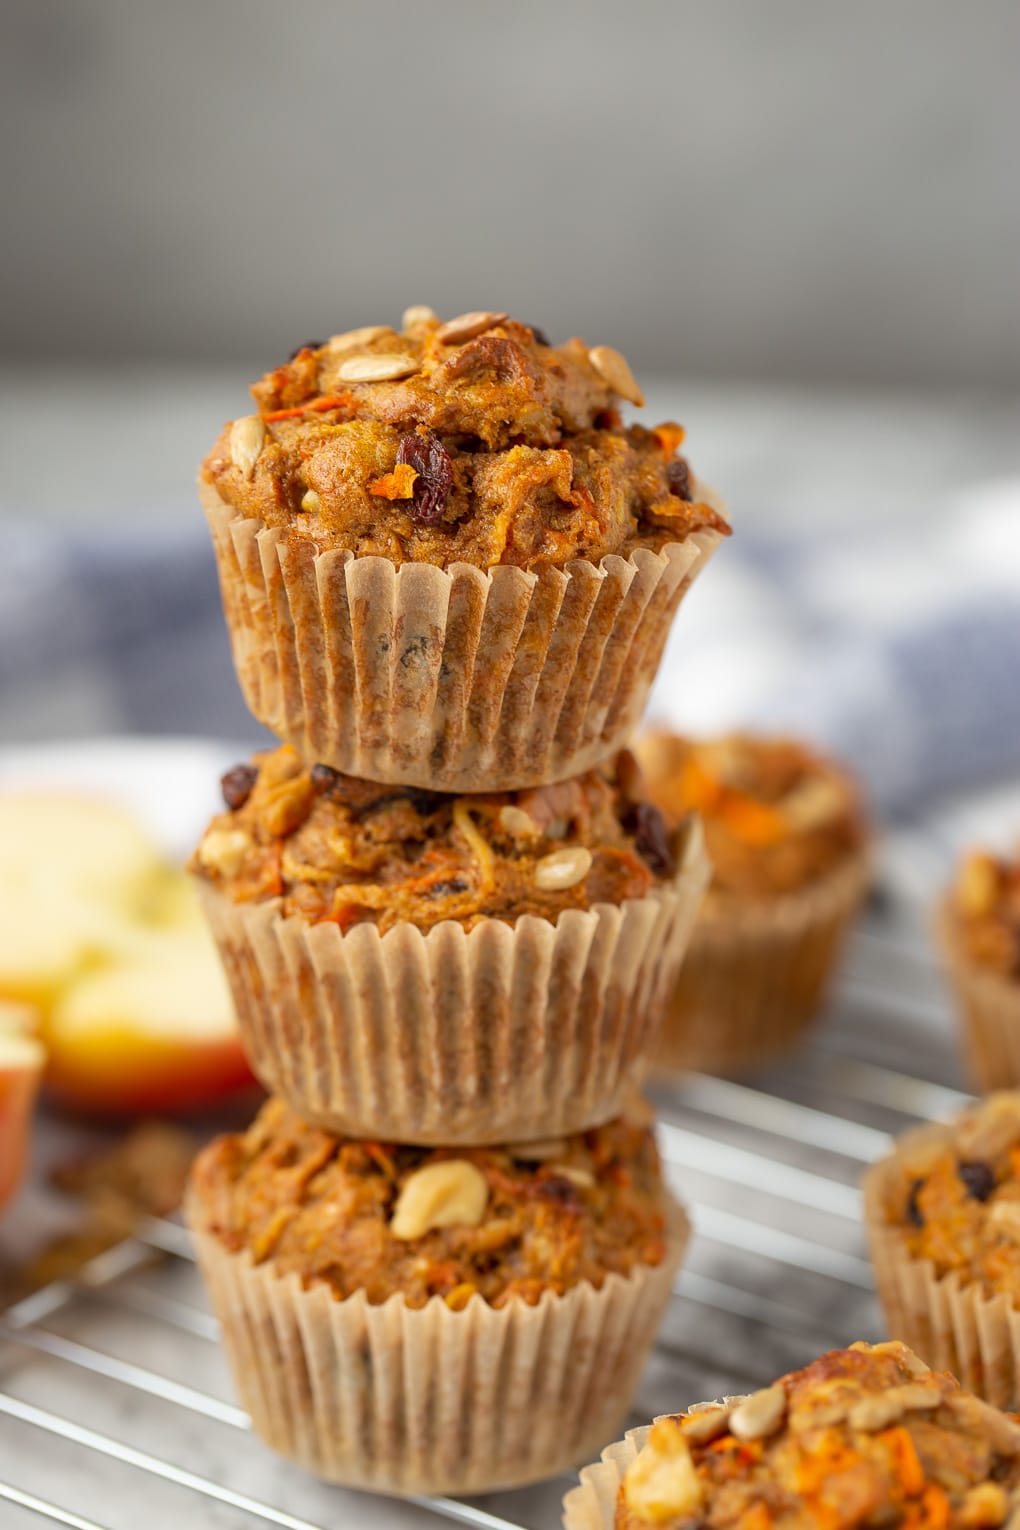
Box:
<box><xmin>948</xmin><ymin>850</ymin><xmax>1020</xmax><ymax>979</ymax></box>
<box><xmin>200</xmin><ymin>314</ymin><xmax>729</xmax><ymax>570</ymax></box>
<box><xmin>637</xmin><ymin>733</ymin><xmax>866</xmax><ymax>900</ymax></box>
<box><xmin>190</xmin><ymin>744</ymin><xmax>676</xmax><ymax>932</ymax></box>
<box><xmin>189</xmin><ymin>1097</ymin><xmax>668</xmax><ymax>1310</ymax></box>
<box><xmin>615</xmin><ymin>1341</ymin><xmax>1020</xmax><ymax>1529</ymax></box>
<box><xmin>875</xmin><ymin>1091</ymin><xmax>1020</xmax><ymax>1306</ymax></box>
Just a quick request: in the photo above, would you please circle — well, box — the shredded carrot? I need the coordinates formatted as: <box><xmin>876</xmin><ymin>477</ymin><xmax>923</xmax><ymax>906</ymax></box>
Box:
<box><xmin>716</xmin><ymin>794</ymin><xmax>787</xmax><ymax>847</ymax></box>
<box><xmin>653</xmin><ymin>422</ymin><xmax>686</xmax><ymax>454</ymax></box>
<box><xmin>369</xmin><ymin>463</ymin><xmax>419</xmax><ymax>500</ymax></box>
<box><xmin>901</xmin><ymin>1484</ymin><xmax>950</xmax><ymax>1529</ymax></box>
<box><xmin>881</xmin><ymin>1425</ymin><xmax>925</xmax><ymax>1498</ymax></box>
<box><xmin>261</xmin><ymin>393</ymin><xmax>356</xmax><ymax>423</ymax></box>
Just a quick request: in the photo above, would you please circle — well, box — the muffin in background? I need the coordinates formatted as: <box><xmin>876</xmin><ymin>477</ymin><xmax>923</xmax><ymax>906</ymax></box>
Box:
<box><xmin>191</xmin><ymin>744</ymin><xmax>708</xmax><ymax>1143</ymax></box>
<box><xmin>939</xmin><ymin>848</ymin><xmax>1020</xmax><ymax>1090</ymax></box>
<box><xmin>186</xmin><ymin>1097</ymin><xmax>688</xmax><ymax>1497</ymax></box>
<box><xmin>864</xmin><ymin>1089</ymin><xmax>1020</xmax><ymax>1409</ymax></box>
<box><xmin>563</xmin><ymin>1339</ymin><xmax>1020</xmax><ymax>1530</ymax></box>
<box><xmin>636</xmin><ymin>732</ymin><xmax>870</xmax><ymax>1074</ymax></box>
<box><xmin>200</xmin><ymin>309</ymin><xmax>729</xmax><ymax>792</ymax></box>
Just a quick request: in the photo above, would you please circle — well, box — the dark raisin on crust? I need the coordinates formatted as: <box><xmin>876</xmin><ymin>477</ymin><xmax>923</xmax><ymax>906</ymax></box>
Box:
<box><xmin>220</xmin><ymin>764</ymin><xmax>259</xmax><ymax>811</ymax></box>
<box><xmin>666</xmin><ymin>458</ymin><xmax>692</xmax><ymax>502</ymax></box>
<box><xmin>395</xmin><ymin>430</ymin><xmax>454</xmax><ymax>526</ymax></box>
<box><xmin>625</xmin><ymin>802</ymin><xmax>676</xmax><ymax>878</ymax></box>
<box><xmin>958</xmin><ymin>1160</ymin><xmax>996</xmax><ymax>1202</ymax></box>
<box><xmin>427</xmin><ymin>878</ymin><xmax>470</xmax><ymax>898</ymax></box>
<box><xmin>288</xmin><ymin>341</ymin><xmax>325</xmax><ymax>361</ymax></box>
<box><xmin>310</xmin><ymin>763</ymin><xmax>342</xmax><ymax>795</ymax></box>
<box><xmin>906</xmin><ymin>1177</ymin><xmax>925</xmax><ymax>1228</ymax></box>
<box><xmin>528</xmin><ymin>323</ymin><xmax>551</xmax><ymax>346</ymax></box>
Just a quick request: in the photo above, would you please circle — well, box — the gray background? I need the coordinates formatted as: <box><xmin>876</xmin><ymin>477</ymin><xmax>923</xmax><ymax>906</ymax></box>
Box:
<box><xmin>1</xmin><ymin>0</ymin><xmax>1018</xmax><ymax>386</ymax></box>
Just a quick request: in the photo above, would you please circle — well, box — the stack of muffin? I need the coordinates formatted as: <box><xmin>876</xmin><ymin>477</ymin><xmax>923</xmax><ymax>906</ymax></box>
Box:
<box><xmin>184</xmin><ymin>309</ymin><xmax>729</xmax><ymax>1495</ymax></box>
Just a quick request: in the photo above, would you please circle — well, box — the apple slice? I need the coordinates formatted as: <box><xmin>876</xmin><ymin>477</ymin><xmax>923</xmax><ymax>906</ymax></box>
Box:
<box><xmin>44</xmin><ymin>922</ymin><xmax>255</xmax><ymax>1116</ymax></box>
<box><xmin>0</xmin><ymin>1013</ymin><xmax>45</xmax><ymax>1209</ymax></box>
<box><xmin>0</xmin><ymin>794</ymin><xmax>160</xmax><ymax>905</ymax></box>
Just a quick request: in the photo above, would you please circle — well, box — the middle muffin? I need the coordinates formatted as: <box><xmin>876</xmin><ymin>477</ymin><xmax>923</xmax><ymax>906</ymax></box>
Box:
<box><xmin>192</xmin><ymin>744</ymin><xmax>709</xmax><ymax>1143</ymax></box>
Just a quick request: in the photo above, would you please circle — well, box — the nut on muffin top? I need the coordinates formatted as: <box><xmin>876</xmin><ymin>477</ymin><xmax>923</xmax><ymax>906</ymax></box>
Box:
<box><xmin>201</xmin><ymin>308</ymin><xmax>728</xmax><ymax>570</ymax></box>
<box><xmin>191</xmin><ymin>744</ymin><xmax>680</xmax><ymax>931</ymax></box>
<box><xmin>616</xmin><ymin>1340</ymin><xmax>1020</xmax><ymax>1529</ymax></box>
<box><xmin>879</xmin><ymin>1092</ymin><xmax>1020</xmax><ymax>1304</ymax></box>
<box><xmin>636</xmin><ymin>733</ymin><xmax>866</xmax><ymax>899</ymax></box>
<box><xmin>189</xmin><ymin>1096</ymin><xmax>670</xmax><ymax>1309</ymax></box>
<box><xmin>948</xmin><ymin>849</ymin><xmax>1020</xmax><ymax>978</ymax></box>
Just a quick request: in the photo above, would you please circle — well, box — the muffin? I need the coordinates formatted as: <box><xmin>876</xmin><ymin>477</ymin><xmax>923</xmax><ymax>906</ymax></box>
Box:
<box><xmin>564</xmin><ymin>1339</ymin><xmax>1020</xmax><ymax>1530</ymax></box>
<box><xmin>186</xmin><ymin>1096</ymin><xmax>688</xmax><ymax>1496</ymax></box>
<box><xmin>191</xmin><ymin>744</ymin><xmax>709</xmax><ymax>1143</ymax></box>
<box><xmin>938</xmin><ymin>848</ymin><xmax>1020</xmax><ymax>1090</ymax></box>
<box><xmin>200</xmin><ymin>309</ymin><xmax>729</xmax><ymax>792</ymax></box>
<box><xmin>864</xmin><ymin>1090</ymin><xmax>1020</xmax><ymax>1409</ymax></box>
<box><xmin>636</xmin><ymin>732</ymin><xmax>870</xmax><ymax>1073</ymax></box>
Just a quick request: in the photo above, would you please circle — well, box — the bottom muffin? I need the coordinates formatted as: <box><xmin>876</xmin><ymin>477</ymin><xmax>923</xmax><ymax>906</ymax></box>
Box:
<box><xmin>864</xmin><ymin>1090</ymin><xmax>1020</xmax><ymax>1408</ymax></box>
<box><xmin>564</xmin><ymin>1339</ymin><xmax>1020</xmax><ymax>1529</ymax></box>
<box><xmin>187</xmin><ymin>1097</ymin><xmax>687</xmax><ymax>1495</ymax></box>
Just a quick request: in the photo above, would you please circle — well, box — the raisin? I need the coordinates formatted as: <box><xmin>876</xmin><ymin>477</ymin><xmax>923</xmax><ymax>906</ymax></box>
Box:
<box><xmin>667</xmin><ymin>458</ymin><xmax>692</xmax><ymax>501</ymax></box>
<box><xmin>531</xmin><ymin>1174</ymin><xmax>582</xmax><ymax>1208</ymax></box>
<box><xmin>958</xmin><ymin>1160</ymin><xmax>996</xmax><ymax>1202</ymax></box>
<box><xmin>351</xmin><ymin>786</ymin><xmax>445</xmax><ymax>821</ymax></box>
<box><xmin>288</xmin><ymin>341</ymin><xmax>324</xmax><ymax>361</ymax></box>
<box><xmin>395</xmin><ymin>431</ymin><xmax>454</xmax><ymax>526</ymax></box>
<box><xmin>427</xmin><ymin>878</ymin><xmax>469</xmax><ymax>898</ymax></box>
<box><xmin>310</xmin><ymin>763</ymin><xmax>342</xmax><ymax>795</ymax></box>
<box><xmin>594</xmin><ymin>407</ymin><xmax>623</xmax><ymax>431</ymax></box>
<box><xmin>220</xmin><ymin>763</ymin><xmax>258</xmax><ymax>811</ymax></box>
<box><xmin>625</xmin><ymin>802</ymin><xmax>675</xmax><ymax>877</ymax></box>
<box><xmin>528</xmin><ymin>323</ymin><xmax>551</xmax><ymax>346</ymax></box>
<box><xmin>905</xmin><ymin>1177</ymin><xmax>925</xmax><ymax>1228</ymax></box>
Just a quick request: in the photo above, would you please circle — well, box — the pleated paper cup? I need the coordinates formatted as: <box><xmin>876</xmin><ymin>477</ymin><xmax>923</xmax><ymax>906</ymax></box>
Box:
<box><xmin>197</xmin><ymin>819</ymin><xmax>709</xmax><ymax>1144</ymax></box>
<box><xmin>199</xmin><ymin>478</ymin><xmax>727</xmax><ymax>793</ymax></box>
<box><xmin>187</xmin><ymin>1197</ymin><xmax>689</xmax><ymax>1497</ymax></box>
<box><xmin>937</xmin><ymin>903</ymin><xmax>1020</xmax><ymax>1092</ymax></box>
<box><xmin>864</xmin><ymin>1113</ymin><xmax>1020</xmax><ymax>1409</ymax></box>
<box><xmin>653</xmin><ymin>847</ymin><xmax>871</xmax><ymax>1075</ymax></box>
<box><xmin>562</xmin><ymin>1398</ymin><xmax>746</xmax><ymax>1530</ymax></box>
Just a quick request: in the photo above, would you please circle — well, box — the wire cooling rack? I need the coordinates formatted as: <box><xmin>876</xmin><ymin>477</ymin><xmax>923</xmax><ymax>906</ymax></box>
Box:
<box><xmin>0</xmin><ymin>842</ymin><xmax>975</xmax><ymax>1530</ymax></box>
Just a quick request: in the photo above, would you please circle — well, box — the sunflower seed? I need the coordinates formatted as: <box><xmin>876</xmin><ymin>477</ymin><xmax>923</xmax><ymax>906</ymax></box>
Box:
<box><xmin>588</xmin><ymin>344</ymin><xmax>645</xmax><ymax>406</ymax></box>
<box><xmin>338</xmin><ymin>353</ymin><xmax>419</xmax><ymax>383</ymax></box>
<box><xmin>229</xmin><ymin>416</ymin><xmax>266</xmax><ymax>478</ymax></box>
<box><xmin>437</xmin><ymin>310</ymin><xmax>508</xmax><ymax>345</ymax></box>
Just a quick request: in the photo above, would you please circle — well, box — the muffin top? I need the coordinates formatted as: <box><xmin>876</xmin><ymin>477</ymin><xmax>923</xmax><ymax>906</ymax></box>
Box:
<box><xmin>878</xmin><ymin>1092</ymin><xmax>1020</xmax><ymax>1304</ymax></box>
<box><xmin>615</xmin><ymin>1340</ymin><xmax>1020</xmax><ymax>1530</ymax></box>
<box><xmin>947</xmin><ymin>849</ymin><xmax>1020</xmax><ymax>978</ymax></box>
<box><xmin>200</xmin><ymin>309</ymin><xmax>729</xmax><ymax>570</ymax></box>
<box><xmin>636</xmin><ymin>732</ymin><xmax>866</xmax><ymax>899</ymax></box>
<box><xmin>189</xmin><ymin>1096</ymin><xmax>670</xmax><ymax>1309</ymax></box>
<box><xmin>190</xmin><ymin>744</ymin><xmax>681</xmax><ymax>932</ymax></box>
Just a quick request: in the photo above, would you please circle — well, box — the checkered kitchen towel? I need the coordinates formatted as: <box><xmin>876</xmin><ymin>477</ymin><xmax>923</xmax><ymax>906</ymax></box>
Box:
<box><xmin>2</xmin><ymin>484</ymin><xmax>1019</xmax><ymax>819</ymax></box>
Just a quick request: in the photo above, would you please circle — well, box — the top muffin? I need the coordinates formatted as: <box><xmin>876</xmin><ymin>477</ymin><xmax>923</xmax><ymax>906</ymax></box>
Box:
<box><xmin>201</xmin><ymin>309</ymin><xmax>728</xmax><ymax>569</ymax></box>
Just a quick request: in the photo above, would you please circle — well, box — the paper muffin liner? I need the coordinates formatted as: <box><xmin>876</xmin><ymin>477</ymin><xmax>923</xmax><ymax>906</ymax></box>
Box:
<box><xmin>197</xmin><ymin>819</ymin><xmax>709</xmax><ymax>1144</ymax></box>
<box><xmin>187</xmin><ymin>1196</ymin><xmax>689</xmax><ymax>1497</ymax></box>
<box><xmin>653</xmin><ymin>847</ymin><xmax>871</xmax><ymax>1075</ymax></box>
<box><xmin>863</xmin><ymin>1112</ymin><xmax>1020</xmax><ymax>1409</ymax></box>
<box><xmin>199</xmin><ymin>478</ymin><xmax>727</xmax><ymax>792</ymax></box>
<box><xmin>562</xmin><ymin>1395</ymin><xmax>747</xmax><ymax>1530</ymax></box>
<box><xmin>936</xmin><ymin>903</ymin><xmax>1020</xmax><ymax>1092</ymax></box>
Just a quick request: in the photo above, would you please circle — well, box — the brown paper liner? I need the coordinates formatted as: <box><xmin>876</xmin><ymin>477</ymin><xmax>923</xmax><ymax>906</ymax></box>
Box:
<box><xmin>562</xmin><ymin>1396</ymin><xmax>747</xmax><ymax>1530</ymax></box>
<box><xmin>653</xmin><ymin>847</ymin><xmax>871</xmax><ymax>1075</ymax></box>
<box><xmin>197</xmin><ymin>819</ymin><xmax>709</xmax><ymax>1143</ymax></box>
<box><xmin>199</xmin><ymin>478</ymin><xmax>727</xmax><ymax>792</ymax></box>
<box><xmin>188</xmin><ymin>1197</ymin><xmax>689</xmax><ymax>1497</ymax></box>
<box><xmin>937</xmin><ymin>903</ymin><xmax>1020</xmax><ymax>1092</ymax></box>
<box><xmin>863</xmin><ymin>1112</ymin><xmax>1020</xmax><ymax>1409</ymax></box>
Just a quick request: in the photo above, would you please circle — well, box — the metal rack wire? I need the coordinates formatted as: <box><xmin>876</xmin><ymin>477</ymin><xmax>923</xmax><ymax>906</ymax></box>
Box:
<box><xmin>0</xmin><ymin>907</ymin><xmax>971</xmax><ymax>1530</ymax></box>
